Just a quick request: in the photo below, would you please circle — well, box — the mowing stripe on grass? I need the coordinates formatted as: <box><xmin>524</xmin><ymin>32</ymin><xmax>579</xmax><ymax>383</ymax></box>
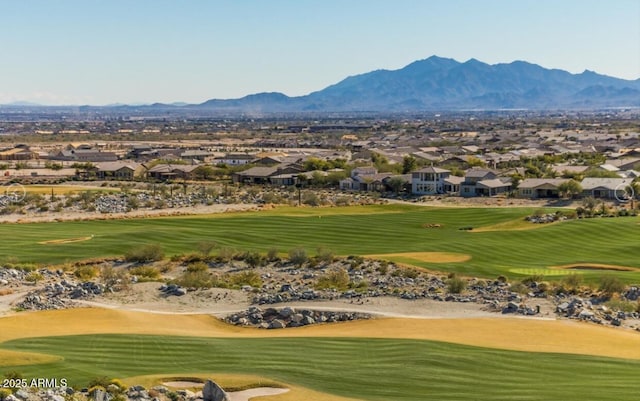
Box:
<box><xmin>0</xmin><ymin>205</ymin><xmax>637</xmax><ymax>281</ymax></box>
<box><xmin>3</xmin><ymin>334</ymin><xmax>640</xmax><ymax>401</ymax></box>
<box><xmin>2</xmin><ymin>308</ymin><xmax>640</xmax><ymax>360</ymax></box>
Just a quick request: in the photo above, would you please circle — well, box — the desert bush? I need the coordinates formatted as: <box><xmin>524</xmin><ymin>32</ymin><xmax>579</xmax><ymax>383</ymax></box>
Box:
<box><xmin>124</xmin><ymin>244</ymin><xmax>164</xmax><ymax>263</ymax></box>
<box><xmin>197</xmin><ymin>241</ymin><xmax>217</xmax><ymax>257</ymax></box>
<box><xmin>266</xmin><ymin>247</ymin><xmax>279</xmax><ymax>262</ymax></box>
<box><xmin>75</xmin><ymin>265</ymin><xmax>99</xmax><ymax>281</ymax></box>
<box><xmin>129</xmin><ymin>265</ymin><xmax>161</xmax><ymax>280</ymax></box>
<box><xmin>316</xmin><ymin>268</ymin><xmax>350</xmax><ymax>290</ymax></box>
<box><xmin>557</xmin><ymin>273</ymin><xmax>583</xmax><ymax>294</ymax></box>
<box><xmin>521</xmin><ymin>274</ymin><xmax>545</xmax><ymax>285</ymax></box>
<box><xmin>315</xmin><ymin>246</ymin><xmax>335</xmax><ymax>264</ymax></box>
<box><xmin>186</xmin><ymin>262</ymin><xmax>208</xmax><ymax>273</ymax></box>
<box><xmin>0</xmin><ymin>388</ymin><xmax>12</xmax><ymax>400</ymax></box>
<box><xmin>376</xmin><ymin>260</ymin><xmax>389</xmax><ymax>275</ymax></box>
<box><xmin>509</xmin><ymin>282</ymin><xmax>528</xmax><ymax>295</ymax></box>
<box><xmin>243</xmin><ymin>251</ymin><xmax>265</xmax><ymax>268</ymax></box>
<box><xmin>216</xmin><ymin>246</ymin><xmax>237</xmax><ymax>263</ymax></box>
<box><xmin>302</xmin><ymin>192</ymin><xmax>321</xmax><ymax>206</ymax></box>
<box><xmin>100</xmin><ymin>266</ymin><xmax>129</xmax><ymax>290</ymax></box>
<box><xmin>288</xmin><ymin>247</ymin><xmax>308</xmax><ymax>267</ymax></box>
<box><xmin>599</xmin><ymin>276</ymin><xmax>626</xmax><ymax>298</ymax></box>
<box><xmin>228</xmin><ymin>271</ymin><xmax>262</xmax><ymax>288</ymax></box>
<box><xmin>348</xmin><ymin>255</ymin><xmax>365</xmax><ymax>269</ymax></box>
<box><xmin>174</xmin><ymin>270</ymin><xmax>212</xmax><ymax>288</ymax></box>
<box><xmin>605</xmin><ymin>296</ymin><xmax>637</xmax><ymax>313</ymax></box>
<box><xmin>446</xmin><ymin>275</ymin><xmax>466</xmax><ymax>294</ymax></box>
<box><xmin>25</xmin><ymin>271</ymin><xmax>44</xmax><ymax>283</ymax></box>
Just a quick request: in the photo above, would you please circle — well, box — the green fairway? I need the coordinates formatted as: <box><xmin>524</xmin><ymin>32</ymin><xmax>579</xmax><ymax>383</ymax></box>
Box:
<box><xmin>2</xmin><ymin>204</ymin><xmax>639</xmax><ymax>280</ymax></box>
<box><xmin>3</xmin><ymin>334</ymin><xmax>640</xmax><ymax>401</ymax></box>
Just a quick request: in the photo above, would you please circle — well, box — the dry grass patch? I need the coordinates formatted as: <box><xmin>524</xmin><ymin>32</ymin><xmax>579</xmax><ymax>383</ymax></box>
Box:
<box><xmin>2</xmin><ymin>309</ymin><xmax>640</xmax><ymax>360</ymax></box>
<box><xmin>551</xmin><ymin>263</ymin><xmax>640</xmax><ymax>272</ymax></box>
<box><xmin>367</xmin><ymin>252</ymin><xmax>471</xmax><ymax>263</ymax></box>
<box><xmin>0</xmin><ymin>349</ymin><xmax>61</xmax><ymax>367</ymax></box>
<box><xmin>38</xmin><ymin>236</ymin><xmax>93</xmax><ymax>245</ymax></box>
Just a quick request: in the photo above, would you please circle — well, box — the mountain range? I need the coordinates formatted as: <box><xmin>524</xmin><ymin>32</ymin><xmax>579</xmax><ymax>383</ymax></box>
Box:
<box><xmin>195</xmin><ymin>56</ymin><xmax>640</xmax><ymax>112</ymax></box>
<box><xmin>4</xmin><ymin>56</ymin><xmax>640</xmax><ymax>112</ymax></box>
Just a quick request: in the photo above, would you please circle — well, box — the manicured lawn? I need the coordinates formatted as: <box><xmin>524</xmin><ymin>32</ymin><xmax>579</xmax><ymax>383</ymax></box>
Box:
<box><xmin>3</xmin><ymin>334</ymin><xmax>640</xmax><ymax>401</ymax></box>
<box><xmin>2</xmin><ymin>204</ymin><xmax>639</xmax><ymax>280</ymax></box>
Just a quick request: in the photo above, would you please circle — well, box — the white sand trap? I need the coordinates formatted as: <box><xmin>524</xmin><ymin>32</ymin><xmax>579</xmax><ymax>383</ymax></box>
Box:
<box><xmin>161</xmin><ymin>382</ymin><xmax>289</xmax><ymax>400</ymax></box>
<box><xmin>227</xmin><ymin>387</ymin><xmax>290</xmax><ymax>401</ymax></box>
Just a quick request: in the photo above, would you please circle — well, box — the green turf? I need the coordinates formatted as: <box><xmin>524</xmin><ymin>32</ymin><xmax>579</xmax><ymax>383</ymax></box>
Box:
<box><xmin>3</xmin><ymin>334</ymin><xmax>640</xmax><ymax>401</ymax></box>
<box><xmin>2</xmin><ymin>204</ymin><xmax>639</xmax><ymax>280</ymax></box>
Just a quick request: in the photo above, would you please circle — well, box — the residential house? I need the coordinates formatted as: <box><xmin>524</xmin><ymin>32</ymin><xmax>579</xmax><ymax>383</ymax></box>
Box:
<box><xmin>460</xmin><ymin>168</ymin><xmax>511</xmax><ymax>197</ymax></box>
<box><xmin>580</xmin><ymin>177</ymin><xmax>634</xmax><ymax>200</ymax></box>
<box><xmin>339</xmin><ymin>167</ymin><xmax>392</xmax><ymax>192</ymax></box>
<box><xmin>180</xmin><ymin>149</ymin><xmax>214</xmax><ymax>162</ymax></box>
<box><xmin>49</xmin><ymin>148</ymin><xmax>118</xmax><ymax>162</ymax></box>
<box><xmin>147</xmin><ymin>164</ymin><xmax>200</xmax><ymax>181</ymax></box>
<box><xmin>606</xmin><ymin>157</ymin><xmax>640</xmax><ymax>171</ymax></box>
<box><xmin>232</xmin><ymin>165</ymin><xmax>302</xmax><ymax>185</ymax></box>
<box><xmin>93</xmin><ymin>161</ymin><xmax>141</xmax><ymax>180</ymax></box>
<box><xmin>411</xmin><ymin>166</ymin><xmax>450</xmax><ymax>195</ymax></box>
<box><xmin>215</xmin><ymin>153</ymin><xmax>256</xmax><ymax>166</ymax></box>
<box><xmin>517</xmin><ymin>178</ymin><xmax>570</xmax><ymax>199</ymax></box>
<box><xmin>0</xmin><ymin>145</ymin><xmax>38</xmax><ymax>161</ymax></box>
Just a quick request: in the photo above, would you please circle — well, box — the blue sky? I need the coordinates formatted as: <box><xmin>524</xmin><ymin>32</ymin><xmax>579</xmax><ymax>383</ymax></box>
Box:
<box><xmin>0</xmin><ymin>0</ymin><xmax>638</xmax><ymax>105</ymax></box>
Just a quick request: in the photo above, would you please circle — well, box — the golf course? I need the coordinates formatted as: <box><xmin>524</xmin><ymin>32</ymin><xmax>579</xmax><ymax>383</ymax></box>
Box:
<box><xmin>2</xmin><ymin>204</ymin><xmax>640</xmax><ymax>400</ymax></box>
<box><xmin>4</xmin><ymin>204</ymin><xmax>639</xmax><ymax>281</ymax></box>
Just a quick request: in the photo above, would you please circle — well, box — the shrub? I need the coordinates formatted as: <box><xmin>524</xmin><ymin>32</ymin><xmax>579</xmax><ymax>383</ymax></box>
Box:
<box><xmin>560</xmin><ymin>273</ymin><xmax>583</xmax><ymax>293</ymax></box>
<box><xmin>446</xmin><ymin>275</ymin><xmax>466</xmax><ymax>294</ymax></box>
<box><xmin>266</xmin><ymin>247</ymin><xmax>279</xmax><ymax>262</ymax></box>
<box><xmin>100</xmin><ymin>266</ymin><xmax>129</xmax><ymax>290</ymax></box>
<box><xmin>509</xmin><ymin>282</ymin><xmax>528</xmax><ymax>295</ymax></box>
<box><xmin>316</xmin><ymin>268</ymin><xmax>350</xmax><ymax>290</ymax></box>
<box><xmin>605</xmin><ymin>297</ymin><xmax>637</xmax><ymax>313</ymax></box>
<box><xmin>124</xmin><ymin>244</ymin><xmax>164</xmax><ymax>263</ymax></box>
<box><xmin>129</xmin><ymin>265</ymin><xmax>161</xmax><ymax>280</ymax></box>
<box><xmin>521</xmin><ymin>274</ymin><xmax>545</xmax><ymax>285</ymax></box>
<box><xmin>302</xmin><ymin>192</ymin><xmax>321</xmax><ymax>206</ymax></box>
<box><xmin>197</xmin><ymin>241</ymin><xmax>217</xmax><ymax>257</ymax></box>
<box><xmin>186</xmin><ymin>262</ymin><xmax>208</xmax><ymax>273</ymax></box>
<box><xmin>25</xmin><ymin>271</ymin><xmax>44</xmax><ymax>283</ymax></box>
<box><xmin>599</xmin><ymin>276</ymin><xmax>625</xmax><ymax>298</ymax></box>
<box><xmin>216</xmin><ymin>246</ymin><xmax>237</xmax><ymax>263</ymax></box>
<box><xmin>288</xmin><ymin>247</ymin><xmax>308</xmax><ymax>267</ymax></box>
<box><xmin>228</xmin><ymin>271</ymin><xmax>262</xmax><ymax>288</ymax></box>
<box><xmin>174</xmin><ymin>270</ymin><xmax>212</xmax><ymax>288</ymax></box>
<box><xmin>75</xmin><ymin>265</ymin><xmax>99</xmax><ymax>281</ymax></box>
<box><xmin>377</xmin><ymin>260</ymin><xmax>389</xmax><ymax>275</ymax></box>
<box><xmin>243</xmin><ymin>251</ymin><xmax>265</xmax><ymax>268</ymax></box>
<box><xmin>348</xmin><ymin>255</ymin><xmax>365</xmax><ymax>269</ymax></box>
<box><xmin>315</xmin><ymin>246</ymin><xmax>335</xmax><ymax>264</ymax></box>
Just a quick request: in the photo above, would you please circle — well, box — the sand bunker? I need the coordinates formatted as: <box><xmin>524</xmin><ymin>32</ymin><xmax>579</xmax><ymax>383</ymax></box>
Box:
<box><xmin>368</xmin><ymin>252</ymin><xmax>471</xmax><ymax>263</ymax></box>
<box><xmin>160</xmin><ymin>381</ymin><xmax>289</xmax><ymax>401</ymax></box>
<box><xmin>38</xmin><ymin>236</ymin><xmax>93</xmax><ymax>245</ymax></box>
<box><xmin>551</xmin><ymin>263</ymin><xmax>640</xmax><ymax>272</ymax></box>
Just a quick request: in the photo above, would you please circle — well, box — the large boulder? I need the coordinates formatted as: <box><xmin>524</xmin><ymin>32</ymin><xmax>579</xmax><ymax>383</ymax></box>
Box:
<box><xmin>202</xmin><ymin>380</ymin><xmax>229</xmax><ymax>401</ymax></box>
